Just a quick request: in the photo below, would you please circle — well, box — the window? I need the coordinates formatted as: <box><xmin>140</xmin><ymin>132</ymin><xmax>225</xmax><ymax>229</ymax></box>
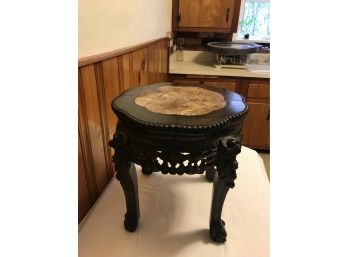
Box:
<box><xmin>236</xmin><ymin>0</ymin><xmax>270</xmax><ymax>41</ymax></box>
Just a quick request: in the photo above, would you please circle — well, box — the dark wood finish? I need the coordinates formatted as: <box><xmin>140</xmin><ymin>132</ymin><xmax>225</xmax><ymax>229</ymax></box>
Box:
<box><xmin>109</xmin><ymin>82</ymin><xmax>247</xmax><ymax>243</ymax></box>
<box><xmin>210</xmin><ymin>136</ymin><xmax>240</xmax><ymax>242</ymax></box>
<box><xmin>173</xmin><ymin>0</ymin><xmax>241</xmax><ymax>33</ymax></box>
<box><xmin>205</xmin><ymin>167</ymin><xmax>216</xmax><ymax>182</ymax></box>
<box><xmin>110</xmin><ymin>124</ymin><xmax>140</xmax><ymax>231</ymax></box>
<box><xmin>78</xmin><ymin>38</ymin><xmax>169</xmax><ymax>222</ymax></box>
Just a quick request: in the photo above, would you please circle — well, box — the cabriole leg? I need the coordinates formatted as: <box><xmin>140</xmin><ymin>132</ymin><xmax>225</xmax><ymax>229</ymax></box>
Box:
<box><xmin>109</xmin><ymin>128</ymin><xmax>139</xmax><ymax>232</ymax></box>
<box><xmin>209</xmin><ymin>136</ymin><xmax>241</xmax><ymax>243</ymax></box>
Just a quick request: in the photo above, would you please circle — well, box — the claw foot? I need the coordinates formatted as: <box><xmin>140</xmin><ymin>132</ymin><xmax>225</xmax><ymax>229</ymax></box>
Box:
<box><xmin>141</xmin><ymin>169</ymin><xmax>153</xmax><ymax>175</ymax></box>
<box><xmin>210</xmin><ymin>220</ymin><xmax>227</xmax><ymax>243</ymax></box>
<box><xmin>205</xmin><ymin>169</ymin><xmax>215</xmax><ymax>182</ymax></box>
<box><xmin>124</xmin><ymin>212</ymin><xmax>138</xmax><ymax>232</ymax></box>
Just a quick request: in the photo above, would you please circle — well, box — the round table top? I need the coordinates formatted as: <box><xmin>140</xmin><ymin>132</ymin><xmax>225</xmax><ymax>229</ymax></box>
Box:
<box><xmin>112</xmin><ymin>82</ymin><xmax>247</xmax><ymax>131</ymax></box>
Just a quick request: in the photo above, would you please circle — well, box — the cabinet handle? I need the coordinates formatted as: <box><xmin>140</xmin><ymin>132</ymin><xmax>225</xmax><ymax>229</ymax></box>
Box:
<box><xmin>267</xmin><ymin>110</ymin><xmax>270</xmax><ymax>121</ymax></box>
<box><xmin>177</xmin><ymin>13</ymin><xmax>181</xmax><ymax>23</ymax></box>
<box><xmin>141</xmin><ymin>59</ymin><xmax>145</xmax><ymax>70</ymax></box>
<box><xmin>226</xmin><ymin>8</ymin><xmax>230</xmax><ymax>22</ymax></box>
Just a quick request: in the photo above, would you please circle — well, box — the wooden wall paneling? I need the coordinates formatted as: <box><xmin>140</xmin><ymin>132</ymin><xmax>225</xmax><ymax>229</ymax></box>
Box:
<box><xmin>132</xmin><ymin>48</ymin><xmax>148</xmax><ymax>87</ymax></box>
<box><xmin>162</xmin><ymin>39</ymin><xmax>169</xmax><ymax>81</ymax></box>
<box><xmin>158</xmin><ymin>41</ymin><xmax>164</xmax><ymax>82</ymax></box>
<box><xmin>78</xmin><ymin>131</ymin><xmax>92</xmax><ymax>222</ymax></box>
<box><xmin>101</xmin><ymin>58</ymin><xmax>121</xmax><ymax>140</ymax></box>
<box><xmin>118</xmin><ymin>53</ymin><xmax>132</xmax><ymax>92</ymax></box>
<box><xmin>78</xmin><ymin>38</ymin><xmax>170</xmax><ymax>222</ymax></box>
<box><xmin>155</xmin><ymin>40</ymin><xmax>164</xmax><ymax>83</ymax></box>
<box><xmin>142</xmin><ymin>39</ymin><xmax>168</xmax><ymax>86</ymax></box>
<box><xmin>157</xmin><ymin>41</ymin><xmax>163</xmax><ymax>83</ymax></box>
<box><xmin>79</xmin><ymin>65</ymin><xmax>108</xmax><ymax>194</ymax></box>
<box><xmin>94</xmin><ymin>62</ymin><xmax>115</xmax><ymax>179</ymax></box>
<box><xmin>79</xmin><ymin>37</ymin><xmax>169</xmax><ymax>67</ymax></box>
<box><xmin>78</xmin><ymin>71</ymin><xmax>98</xmax><ymax>203</ymax></box>
<box><xmin>101</xmin><ymin>57</ymin><xmax>122</xmax><ymax>179</ymax></box>
<box><xmin>146</xmin><ymin>43</ymin><xmax>157</xmax><ymax>84</ymax></box>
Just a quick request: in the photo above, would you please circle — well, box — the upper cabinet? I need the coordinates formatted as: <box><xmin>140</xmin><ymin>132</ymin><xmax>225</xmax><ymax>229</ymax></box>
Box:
<box><xmin>172</xmin><ymin>0</ymin><xmax>241</xmax><ymax>33</ymax></box>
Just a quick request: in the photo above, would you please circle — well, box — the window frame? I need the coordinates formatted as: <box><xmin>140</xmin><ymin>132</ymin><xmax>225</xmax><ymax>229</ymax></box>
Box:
<box><xmin>233</xmin><ymin>0</ymin><xmax>270</xmax><ymax>43</ymax></box>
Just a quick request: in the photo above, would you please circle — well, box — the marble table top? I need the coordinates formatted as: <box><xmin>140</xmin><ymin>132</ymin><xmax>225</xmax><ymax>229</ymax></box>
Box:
<box><xmin>135</xmin><ymin>86</ymin><xmax>226</xmax><ymax>116</ymax></box>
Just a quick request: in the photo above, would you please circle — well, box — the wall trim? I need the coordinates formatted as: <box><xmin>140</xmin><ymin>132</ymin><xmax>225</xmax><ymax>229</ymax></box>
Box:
<box><xmin>79</xmin><ymin>37</ymin><xmax>169</xmax><ymax>67</ymax></box>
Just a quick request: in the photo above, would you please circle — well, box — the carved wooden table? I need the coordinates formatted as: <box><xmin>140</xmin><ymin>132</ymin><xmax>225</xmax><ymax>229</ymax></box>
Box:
<box><xmin>109</xmin><ymin>82</ymin><xmax>248</xmax><ymax>243</ymax></box>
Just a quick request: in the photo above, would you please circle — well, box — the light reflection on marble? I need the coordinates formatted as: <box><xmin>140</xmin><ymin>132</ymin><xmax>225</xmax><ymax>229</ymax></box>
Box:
<box><xmin>135</xmin><ymin>86</ymin><xmax>226</xmax><ymax>116</ymax></box>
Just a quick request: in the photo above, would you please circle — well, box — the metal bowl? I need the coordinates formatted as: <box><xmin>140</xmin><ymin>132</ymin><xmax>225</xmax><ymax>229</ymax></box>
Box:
<box><xmin>206</xmin><ymin>42</ymin><xmax>262</xmax><ymax>55</ymax></box>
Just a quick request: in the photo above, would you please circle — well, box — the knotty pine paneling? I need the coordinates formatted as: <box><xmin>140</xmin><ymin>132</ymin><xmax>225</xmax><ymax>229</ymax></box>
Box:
<box><xmin>79</xmin><ymin>65</ymin><xmax>109</xmax><ymax>195</ymax></box>
<box><xmin>131</xmin><ymin>48</ymin><xmax>148</xmax><ymax>87</ymax></box>
<box><xmin>117</xmin><ymin>53</ymin><xmax>132</xmax><ymax>92</ymax></box>
<box><xmin>101</xmin><ymin>58</ymin><xmax>121</xmax><ymax>140</ymax></box>
<box><xmin>78</xmin><ymin>38</ymin><xmax>169</xmax><ymax>222</ymax></box>
<box><xmin>147</xmin><ymin>40</ymin><xmax>168</xmax><ymax>84</ymax></box>
<box><xmin>78</xmin><ymin>132</ymin><xmax>91</xmax><ymax>221</ymax></box>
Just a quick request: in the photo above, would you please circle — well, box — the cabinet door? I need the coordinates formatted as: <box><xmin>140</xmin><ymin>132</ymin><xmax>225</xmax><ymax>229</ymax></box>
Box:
<box><xmin>178</xmin><ymin>0</ymin><xmax>198</xmax><ymax>27</ymax></box>
<box><xmin>211</xmin><ymin>0</ymin><xmax>236</xmax><ymax>29</ymax></box>
<box><xmin>247</xmin><ymin>83</ymin><xmax>270</xmax><ymax>99</ymax></box>
<box><xmin>242</xmin><ymin>102</ymin><xmax>270</xmax><ymax>149</ymax></box>
<box><xmin>177</xmin><ymin>0</ymin><xmax>238</xmax><ymax>31</ymax></box>
<box><xmin>203</xmin><ymin>81</ymin><xmax>237</xmax><ymax>92</ymax></box>
<box><xmin>172</xmin><ymin>79</ymin><xmax>238</xmax><ymax>92</ymax></box>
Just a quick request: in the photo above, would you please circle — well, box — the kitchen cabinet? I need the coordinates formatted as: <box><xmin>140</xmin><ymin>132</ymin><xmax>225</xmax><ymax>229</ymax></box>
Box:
<box><xmin>172</xmin><ymin>77</ymin><xmax>238</xmax><ymax>91</ymax></box>
<box><xmin>169</xmin><ymin>74</ymin><xmax>270</xmax><ymax>150</ymax></box>
<box><xmin>241</xmin><ymin>80</ymin><xmax>270</xmax><ymax>149</ymax></box>
<box><xmin>242</xmin><ymin>102</ymin><xmax>270</xmax><ymax>149</ymax></box>
<box><xmin>172</xmin><ymin>0</ymin><xmax>241</xmax><ymax>33</ymax></box>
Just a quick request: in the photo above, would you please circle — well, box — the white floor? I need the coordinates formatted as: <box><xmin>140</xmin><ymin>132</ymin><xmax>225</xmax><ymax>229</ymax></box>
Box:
<box><xmin>258</xmin><ymin>152</ymin><xmax>270</xmax><ymax>180</ymax></box>
<box><xmin>79</xmin><ymin>147</ymin><xmax>270</xmax><ymax>257</ymax></box>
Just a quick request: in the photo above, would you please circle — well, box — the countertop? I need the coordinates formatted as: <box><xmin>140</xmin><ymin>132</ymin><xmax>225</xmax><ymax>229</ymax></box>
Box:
<box><xmin>169</xmin><ymin>51</ymin><xmax>270</xmax><ymax>79</ymax></box>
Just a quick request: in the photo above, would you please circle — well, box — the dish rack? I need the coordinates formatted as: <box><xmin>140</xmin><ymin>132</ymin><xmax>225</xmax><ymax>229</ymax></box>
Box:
<box><xmin>215</xmin><ymin>53</ymin><xmax>249</xmax><ymax>68</ymax></box>
<box><xmin>215</xmin><ymin>53</ymin><xmax>270</xmax><ymax>71</ymax></box>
